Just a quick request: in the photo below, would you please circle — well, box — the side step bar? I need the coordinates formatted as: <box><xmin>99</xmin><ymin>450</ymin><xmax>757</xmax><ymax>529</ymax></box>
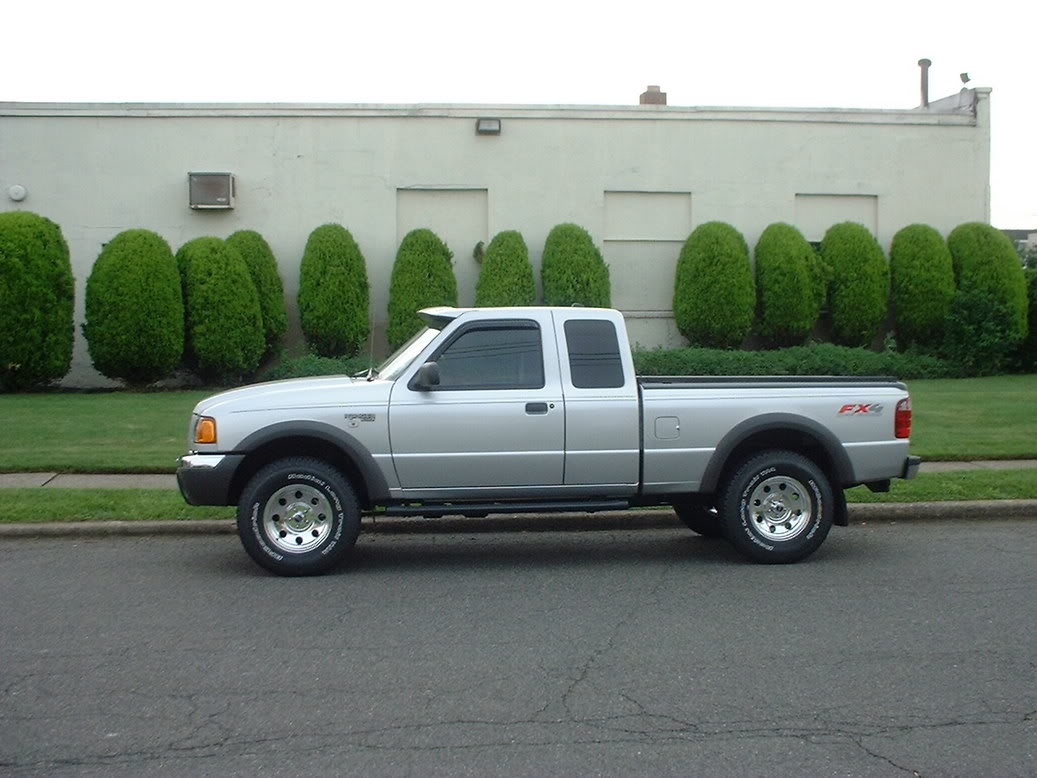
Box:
<box><xmin>379</xmin><ymin>500</ymin><xmax>630</xmax><ymax>519</ymax></box>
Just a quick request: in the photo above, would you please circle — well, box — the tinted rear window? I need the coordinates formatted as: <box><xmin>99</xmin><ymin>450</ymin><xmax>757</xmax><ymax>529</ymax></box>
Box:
<box><xmin>564</xmin><ymin>320</ymin><xmax>625</xmax><ymax>388</ymax></box>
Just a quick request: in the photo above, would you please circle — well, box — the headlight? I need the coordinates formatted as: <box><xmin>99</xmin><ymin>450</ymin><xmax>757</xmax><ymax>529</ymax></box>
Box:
<box><xmin>194</xmin><ymin>416</ymin><xmax>217</xmax><ymax>445</ymax></box>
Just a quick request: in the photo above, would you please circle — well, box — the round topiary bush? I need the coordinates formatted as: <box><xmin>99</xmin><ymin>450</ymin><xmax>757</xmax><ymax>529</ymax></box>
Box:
<box><xmin>753</xmin><ymin>223</ymin><xmax>819</xmax><ymax>346</ymax></box>
<box><xmin>297</xmin><ymin>224</ymin><xmax>369</xmax><ymax>357</ymax></box>
<box><xmin>540</xmin><ymin>223</ymin><xmax>610</xmax><ymax>307</ymax></box>
<box><xmin>673</xmin><ymin>221</ymin><xmax>755</xmax><ymax>348</ymax></box>
<box><xmin>947</xmin><ymin>222</ymin><xmax>1028</xmax><ymax>341</ymax></box>
<box><xmin>226</xmin><ymin>230</ymin><xmax>288</xmax><ymax>353</ymax></box>
<box><xmin>176</xmin><ymin>237</ymin><xmax>264</xmax><ymax>383</ymax></box>
<box><xmin>821</xmin><ymin>222</ymin><xmax>889</xmax><ymax>347</ymax></box>
<box><xmin>0</xmin><ymin>211</ymin><xmax>74</xmax><ymax>391</ymax></box>
<box><xmin>387</xmin><ymin>229</ymin><xmax>457</xmax><ymax>349</ymax></box>
<box><xmin>475</xmin><ymin>230</ymin><xmax>536</xmax><ymax>306</ymax></box>
<box><xmin>889</xmin><ymin>224</ymin><xmax>955</xmax><ymax>349</ymax></box>
<box><xmin>83</xmin><ymin>229</ymin><xmax>184</xmax><ymax>385</ymax></box>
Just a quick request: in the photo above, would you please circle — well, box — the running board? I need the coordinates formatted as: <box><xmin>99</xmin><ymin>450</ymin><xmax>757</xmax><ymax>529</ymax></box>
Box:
<box><xmin>379</xmin><ymin>500</ymin><xmax>630</xmax><ymax>518</ymax></box>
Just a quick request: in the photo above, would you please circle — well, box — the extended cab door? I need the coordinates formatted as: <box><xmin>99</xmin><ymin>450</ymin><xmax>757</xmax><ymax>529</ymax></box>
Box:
<box><xmin>388</xmin><ymin>312</ymin><xmax>564</xmax><ymax>497</ymax></box>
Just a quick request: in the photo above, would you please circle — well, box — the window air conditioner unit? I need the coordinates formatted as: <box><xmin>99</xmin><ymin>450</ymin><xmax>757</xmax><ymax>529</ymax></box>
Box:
<box><xmin>189</xmin><ymin>172</ymin><xmax>235</xmax><ymax>209</ymax></box>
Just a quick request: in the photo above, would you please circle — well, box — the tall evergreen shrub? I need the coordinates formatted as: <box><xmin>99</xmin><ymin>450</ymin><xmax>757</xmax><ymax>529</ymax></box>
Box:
<box><xmin>0</xmin><ymin>211</ymin><xmax>74</xmax><ymax>391</ymax></box>
<box><xmin>753</xmin><ymin>223</ymin><xmax>819</xmax><ymax>346</ymax></box>
<box><xmin>821</xmin><ymin>222</ymin><xmax>889</xmax><ymax>347</ymax></box>
<box><xmin>297</xmin><ymin>224</ymin><xmax>369</xmax><ymax>356</ymax></box>
<box><xmin>1014</xmin><ymin>270</ymin><xmax>1037</xmax><ymax>371</ymax></box>
<box><xmin>387</xmin><ymin>229</ymin><xmax>457</xmax><ymax>349</ymax></box>
<box><xmin>540</xmin><ymin>223</ymin><xmax>610</xmax><ymax>307</ymax></box>
<box><xmin>889</xmin><ymin>224</ymin><xmax>955</xmax><ymax>349</ymax></box>
<box><xmin>947</xmin><ymin>222</ymin><xmax>1028</xmax><ymax>340</ymax></box>
<box><xmin>177</xmin><ymin>237</ymin><xmax>264</xmax><ymax>382</ymax></box>
<box><xmin>475</xmin><ymin>230</ymin><xmax>536</xmax><ymax>306</ymax></box>
<box><xmin>226</xmin><ymin>230</ymin><xmax>288</xmax><ymax>353</ymax></box>
<box><xmin>83</xmin><ymin>229</ymin><xmax>183</xmax><ymax>385</ymax></box>
<box><xmin>673</xmin><ymin>221</ymin><xmax>755</xmax><ymax>348</ymax></box>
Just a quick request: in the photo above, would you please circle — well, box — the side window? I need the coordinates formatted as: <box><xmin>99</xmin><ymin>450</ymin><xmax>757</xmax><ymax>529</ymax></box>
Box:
<box><xmin>431</xmin><ymin>324</ymin><xmax>544</xmax><ymax>390</ymax></box>
<box><xmin>564</xmin><ymin>320</ymin><xmax>625</xmax><ymax>389</ymax></box>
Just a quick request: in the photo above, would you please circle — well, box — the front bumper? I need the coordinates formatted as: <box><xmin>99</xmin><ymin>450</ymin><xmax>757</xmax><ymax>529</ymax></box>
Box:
<box><xmin>902</xmin><ymin>455</ymin><xmax>922</xmax><ymax>480</ymax></box>
<box><xmin>176</xmin><ymin>453</ymin><xmax>245</xmax><ymax>506</ymax></box>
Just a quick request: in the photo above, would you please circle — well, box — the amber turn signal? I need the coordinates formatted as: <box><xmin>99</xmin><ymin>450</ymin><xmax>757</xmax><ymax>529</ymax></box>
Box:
<box><xmin>195</xmin><ymin>417</ymin><xmax>217</xmax><ymax>444</ymax></box>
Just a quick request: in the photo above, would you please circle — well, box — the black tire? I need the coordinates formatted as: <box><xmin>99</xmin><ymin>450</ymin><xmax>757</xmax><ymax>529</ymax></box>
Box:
<box><xmin>719</xmin><ymin>450</ymin><xmax>834</xmax><ymax>564</ymax></box>
<box><xmin>673</xmin><ymin>498</ymin><xmax>724</xmax><ymax>537</ymax></box>
<box><xmin>237</xmin><ymin>457</ymin><xmax>361</xmax><ymax>576</ymax></box>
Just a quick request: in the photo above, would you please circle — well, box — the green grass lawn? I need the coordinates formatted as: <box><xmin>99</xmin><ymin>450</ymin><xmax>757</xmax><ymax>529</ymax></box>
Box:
<box><xmin>1</xmin><ymin>469</ymin><xmax>1034</xmax><ymax>523</ymax></box>
<box><xmin>0</xmin><ymin>374</ymin><xmax>1034</xmax><ymax>474</ymax></box>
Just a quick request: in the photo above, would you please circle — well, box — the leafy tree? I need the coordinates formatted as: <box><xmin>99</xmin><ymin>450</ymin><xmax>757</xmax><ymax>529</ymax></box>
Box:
<box><xmin>387</xmin><ymin>229</ymin><xmax>457</xmax><ymax>349</ymax></box>
<box><xmin>475</xmin><ymin>230</ymin><xmax>536</xmax><ymax>306</ymax></box>
<box><xmin>889</xmin><ymin>224</ymin><xmax>955</xmax><ymax>349</ymax></box>
<box><xmin>297</xmin><ymin>224</ymin><xmax>369</xmax><ymax>356</ymax></box>
<box><xmin>821</xmin><ymin>222</ymin><xmax>889</xmax><ymax>347</ymax></box>
<box><xmin>948</xmin><ymin>222</ymin><xmax>1028</xmax><ymax>341</ymax></box>
<box><xmin>540</xmin><ymin>223</ymin><xmax>610</xmax><ymax>307</ymax></box>
<box><xmin>226</xmin><ymin>230</ymin><xmax>288</xmax><ymax>353</ymax></box>
<box><xmin>83</xmin><ymin>229</ymin><xmax>184</xmax><ymax>385</ymax></box>
<box><xmin>753</xmin><ymin>223</ymin><xmax>819</xmax><ymax>346</ymax></box>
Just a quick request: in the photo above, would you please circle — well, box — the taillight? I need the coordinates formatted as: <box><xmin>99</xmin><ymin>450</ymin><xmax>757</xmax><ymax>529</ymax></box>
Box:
<box><xmin>895</xmin><ymin>397</ymin><xmax>912</xmax><ymax>439</ymax></box>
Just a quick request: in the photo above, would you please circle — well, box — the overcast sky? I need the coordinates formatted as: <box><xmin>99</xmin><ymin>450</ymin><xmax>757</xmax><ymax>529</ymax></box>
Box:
<box><xmin>7</xmin><ymin>0</ymin><xmax>1035</xmax><ymax>228</ymax></box>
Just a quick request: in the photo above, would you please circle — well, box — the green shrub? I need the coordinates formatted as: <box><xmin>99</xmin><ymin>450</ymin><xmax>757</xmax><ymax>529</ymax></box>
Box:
<box><xmin>226</xmin><ymin>230</ymin><xmax>288</xmax><ymax>353</ymax></box>
<box><xmin>176</xmin><ymin>237</ymin><xmax>264</xmax><ymax>383</ymax></box>
<box><xmin>673</xmin><ymin>221</ymin><xmax>755</xmax><ymax>348</ymax></box>
<box><xmin>387</xmin><ymin>229</ymin><xmax>457</xmax><ymax>349</ymax></box>
<box><xmin>753</xmin><ymin>223</ymin><xmax>819</xmax><ymax>346</ymax></box>
<box><xmin>1013</xmin><ymin>270</ymin><xmax>1037</xmax><ymax>371</ymax></box>
<box><xmin>297</xmin><ymin>224</ymin><xmax>369</xmax><ymax>357</ymax></box>
<box><xmin>263</xmin><ymin>353</ymin><xmax>371</xmax><ymax>381</ymax></box>
<box><xmin>822</xmin><ymin>222</ymin><xmax>889</xmax><ymax>347</ymax></box>
<box><xmin>889</xmin><ymin>224</ymin><xmax>955</xmax><ymax>349</ymax></box>
<box><xmin>947</xmin><ymin>222</ymin><xmax>1028</xmax><ymax>340</ymax></box>
<box><xmin>805</xmin><ymin>246</ymin><xmax>832</xmax><ymax>316</ymax></box>
<box><xmin>475</xmin><ymin>230</ymin><xmax>536</xmax><ymax>306</ymax></box>
<box><xmin>633</xmin><ymin>343</ymin><xmax>952</xmax><ymax>380</ymax></box>
<box><xmin>938</xmin><ymin>290</ymin><xmax>1020</xmax><ymax>377</ymax></box>
<box><xmin>82</xmin><ymin>229</ymin><xmax>183</xmax><ymax>385</ymax></box>
<box><xmin>540</xmin><ymin>223</ymin><xmax>610</xmax><ymax>307</ymax></box>
<box><xmin>0</xmin><ymin>211</ymin><xmax>74</xmax><ymax>391</ymax></box>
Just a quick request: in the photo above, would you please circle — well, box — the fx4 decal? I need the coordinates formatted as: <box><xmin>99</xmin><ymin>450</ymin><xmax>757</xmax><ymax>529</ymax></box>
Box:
<box><xmin>838</xmin><ymin>403</ymin><xmax>884</xmax><ymax>416</ymax></box>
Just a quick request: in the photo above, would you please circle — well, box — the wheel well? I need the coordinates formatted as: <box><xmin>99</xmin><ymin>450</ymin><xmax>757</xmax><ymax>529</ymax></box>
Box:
<box><xmin>228</xmin><ymin>436</ymin><xmax>371</xmax><ymax>508</ymax></box>
<box><xmin>714</xmin><ymin>429</ymin><xmax>838</xmax><ymax>495</ymax></box>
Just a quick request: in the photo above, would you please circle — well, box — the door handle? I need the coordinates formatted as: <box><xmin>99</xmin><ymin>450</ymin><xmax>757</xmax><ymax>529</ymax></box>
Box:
<box><xmin>525</xmin><ymin>402</ymin><xmax>548</xmax><ymax>415</ymax></box>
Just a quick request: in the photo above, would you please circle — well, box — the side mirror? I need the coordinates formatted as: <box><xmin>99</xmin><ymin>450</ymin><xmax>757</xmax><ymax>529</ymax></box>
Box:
<box><xmin>413</xmin><ymin>361</ymin><xmax>440</xmax><ymax>391</ymax></box>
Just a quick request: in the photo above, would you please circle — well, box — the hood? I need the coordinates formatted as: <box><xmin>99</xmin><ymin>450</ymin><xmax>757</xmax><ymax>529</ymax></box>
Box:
<box><xmin>194</xmin><ymin>375</ymin><xmax>393</xmax><ymax>416</ymax></box>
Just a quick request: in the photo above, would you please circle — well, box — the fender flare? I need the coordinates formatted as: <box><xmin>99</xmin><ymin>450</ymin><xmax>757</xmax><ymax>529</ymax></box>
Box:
<box><xmin>699</xmin><ymin>413</ymin><xmax>855</xmax><ymax>494</ymax></box>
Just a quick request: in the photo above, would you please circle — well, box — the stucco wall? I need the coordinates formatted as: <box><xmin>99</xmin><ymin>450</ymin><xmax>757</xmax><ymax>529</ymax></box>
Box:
<box><xmin>0</xmin><ymin>93</ymin><xmax>991</xmax><ymax>384</ymax></box>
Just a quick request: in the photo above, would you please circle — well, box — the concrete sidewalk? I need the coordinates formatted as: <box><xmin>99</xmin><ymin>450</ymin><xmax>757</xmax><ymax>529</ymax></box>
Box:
<box><xmin>1</xmin><ymin>459</ymin><xmax>1036</xmax><ymax>490</ymax></box>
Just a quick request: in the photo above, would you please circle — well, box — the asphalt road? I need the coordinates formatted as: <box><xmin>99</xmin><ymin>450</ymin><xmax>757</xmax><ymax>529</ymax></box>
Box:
<box><xmin>2</xmin><ymin>519</ymin><xmax>1035</xmax><ymax>777</ymax></box>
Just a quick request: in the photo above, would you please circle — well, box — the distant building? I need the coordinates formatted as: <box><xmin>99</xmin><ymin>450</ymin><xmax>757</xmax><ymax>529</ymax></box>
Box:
<box><xmin>1</xmin><ymin>87</ymin><xmax>992</xmax><ymax>385</ymax></box>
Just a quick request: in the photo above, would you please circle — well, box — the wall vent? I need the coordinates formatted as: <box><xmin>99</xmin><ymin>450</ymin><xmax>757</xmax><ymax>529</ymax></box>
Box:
<box><xmin>189</xmin><ymin>172</ymin><xmax>235</xmax><ymax>209</ymax></box>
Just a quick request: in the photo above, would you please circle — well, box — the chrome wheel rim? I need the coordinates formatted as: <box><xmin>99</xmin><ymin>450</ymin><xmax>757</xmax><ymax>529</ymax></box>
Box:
<box><xmin>748</xmin><ymin>475</ymin><xmax>811</xmax><ymax>542</ymax></box>
<box><xmin>262</xmin><ymin>484</ymin><xmax>333</xmax><ymax>554</ymax></box>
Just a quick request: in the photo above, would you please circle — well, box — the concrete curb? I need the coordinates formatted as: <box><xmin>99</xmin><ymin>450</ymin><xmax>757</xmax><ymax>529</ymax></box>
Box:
<box><xmin>1</xmin><ymin>500</ymin><xmax>1034</xmax><ymax>538</ymax></box>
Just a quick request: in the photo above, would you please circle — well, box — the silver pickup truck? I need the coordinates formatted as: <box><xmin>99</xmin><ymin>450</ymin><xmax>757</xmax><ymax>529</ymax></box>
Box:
<box><xmin>178</xmin><ymin>306</ymin><xmax>919</xmax><ymax>575</ymax></box>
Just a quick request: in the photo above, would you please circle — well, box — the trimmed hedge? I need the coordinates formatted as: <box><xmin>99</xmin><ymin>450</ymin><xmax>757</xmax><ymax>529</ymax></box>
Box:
<box><xmin>263</xmin><ymin>353</ymin><xmax>371</xmax><ymax>381</ymax></box>
<box><xmin>753</xmin><ymin>223</ymin><xmax>819</xmax><ymax>346</ymax></box>
<box><xmin>475</xmin><ymin>230</ymin><xmax>536</xmax><ymax>306</ymax></box>
<box><xmin>540</xmin><ymin>223</ymin><xmax>610</xmax><ymax>307</ymax></box>
<box><xmin>674</xmin><ymin>221</ymin><xmax>755</xmax><ymax>348</ymax></box>
<box><xmin>822</xmin><ymin>222</ymin><xmax>889</xmax><ymax>347</ymax></box>
<box><xmin>0</xmin><ymin>211</ymin><xmax>74</xmax><ymax>391</ymax></box>
<box><xmin>939</xmin><ymin>289</ymin><xmax>1020</xmax><ymax>376</ymax></box>
<box><xmin>176</xmin><ymin>237</ymin><xmax>265</xmax><ymax>382</ymax></box>
<box><xmin>83</xmin><ymin>229</ymin><xmax>184</xmax><ymax>385</ymax></box>
<box><xmin>947</xmin><ymin>222</ymin><xmax>1028</xmax><ymax>340</ymax></box>
<box><xmin>387</xmin><ymin>229</ymin><xmax>457</xmax><ymax>349</ymax></box>
<box><xmin>634</xmin><ymin>343</ymin><xmax>952</xmax><ymax>380</ymax></box>
<box><xmin>298</xmin><ymin>224</ymin><xmax>369</xmax><ymax>357</ymax></box>
<box><xmin>889</xmin><ymin>224</ymin><xmax>955</xmax><ymax>349</ymax></box>
<box><xmin>226</xmin><ymin>230</ymin><xmax>288</xmax><ymax>352</ymax></box>
<box><xmin>1015</xmin><ymin>270</ymin><xmax>1037</xmax><ymax>371</ymax></box>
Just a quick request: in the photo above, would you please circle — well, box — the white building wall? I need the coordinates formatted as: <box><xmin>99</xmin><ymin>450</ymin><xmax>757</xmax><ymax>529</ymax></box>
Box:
<box><xmin>0</xmin><ymin>93</ymin><xmax>991</xmax><ymax>384</ymax></box>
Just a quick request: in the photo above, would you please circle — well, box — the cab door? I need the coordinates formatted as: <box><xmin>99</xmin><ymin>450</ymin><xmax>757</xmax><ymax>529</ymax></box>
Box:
<box><xmin>388</xmin><ymin>315</ymin><xmax>564</xmax><ymax>498</ymax></box>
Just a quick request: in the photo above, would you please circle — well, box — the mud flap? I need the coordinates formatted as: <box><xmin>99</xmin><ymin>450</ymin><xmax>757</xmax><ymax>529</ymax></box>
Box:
<box><xmin>833</xmin><ymin>487</ymin><xmax>849</xmax><ymax>526</ymax></box>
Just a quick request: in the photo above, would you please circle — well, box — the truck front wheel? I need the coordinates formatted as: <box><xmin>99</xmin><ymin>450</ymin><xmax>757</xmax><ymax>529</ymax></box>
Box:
<box><xmin>719</xmin><ymin>450</ymin><xmax>834</xmax><ymax>564</ymax></box>
<box><xmin>237</xmin><ymin>457</ymin><xmax>361</xmax><ymax>576</ymax></box>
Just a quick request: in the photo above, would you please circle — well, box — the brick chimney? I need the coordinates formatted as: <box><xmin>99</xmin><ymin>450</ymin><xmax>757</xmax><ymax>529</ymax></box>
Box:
<box><xmin>639</xmin><ymin>85</ymin><xmax>667</xmax><ymax>105</ymax></box>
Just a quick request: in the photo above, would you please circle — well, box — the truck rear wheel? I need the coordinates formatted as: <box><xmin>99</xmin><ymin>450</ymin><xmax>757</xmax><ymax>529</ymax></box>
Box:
<box><xmin>237</xmin><ymin>457</ymin><xmax>361</xmax><ymax>576</ymax></box>
<box><xmin>719</xmin><ymin>450</ymin><xmax>834</xmax><ymax>564</ymax></box>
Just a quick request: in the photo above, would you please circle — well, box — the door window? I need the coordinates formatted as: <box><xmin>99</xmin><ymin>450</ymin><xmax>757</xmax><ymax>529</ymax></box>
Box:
<box><xmin>427</xmin><ymin>323</ymin><xmax>544</xmax><ymax>390</ymax></box>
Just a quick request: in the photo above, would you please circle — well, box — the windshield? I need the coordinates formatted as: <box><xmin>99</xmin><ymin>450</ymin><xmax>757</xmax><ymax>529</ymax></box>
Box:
<box><xmin>374</xmin><ymin>327</ymin><xmax>441</xmax><ymax>381</ymax></box>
